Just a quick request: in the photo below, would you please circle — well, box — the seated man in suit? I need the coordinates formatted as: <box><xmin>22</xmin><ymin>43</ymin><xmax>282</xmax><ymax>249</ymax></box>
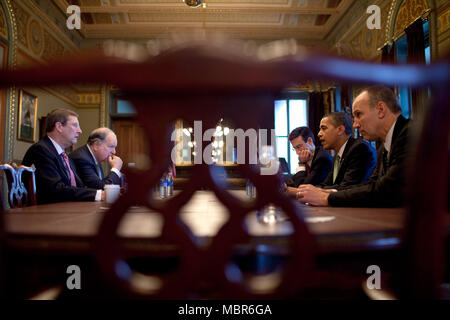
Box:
<box><xmin>297</xmin><ymin>85</ymin><xmax>410</xmax><ymax>207</ymax></box>
<box><xmin>70</xmin><ymin>128</ymin><xmax>123</xmax><ymax>189</ymax></box>
<box><xmin>286</xmin><ymin>126</ymin><xmax>332</xmax><ymax>188</ymax></box>
<box><xmin>316</xmin><ymin>112</ymin><xmax>376</xmax><ymax>190</ymax></box>
<box><xmin>22</xmin><ymin>109</ymin><xmax>101</xmax><ymax>204</ymax></box>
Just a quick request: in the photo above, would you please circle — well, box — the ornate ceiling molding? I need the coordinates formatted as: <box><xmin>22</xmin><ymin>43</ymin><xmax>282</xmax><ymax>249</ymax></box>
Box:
<box><xmin>66</xmin><ymin>0</ymin><xmax>354</xmax><ymax>42</ymax></box>
<box><xmin>80</xmin><ymin>6</ymin><xmax>339</xmax><ymax>15</ymax></box>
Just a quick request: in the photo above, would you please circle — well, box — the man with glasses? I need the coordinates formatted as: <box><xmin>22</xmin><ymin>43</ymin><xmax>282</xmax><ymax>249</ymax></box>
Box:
<box><xmin>70</xmin><ymin>127</ymin><xmax>123</xmax><ymax>189</ymax></box>
<box><xmin>286</xmin><ymin>126</ymin><xmax>332</xmax><ymax>188</ymax></box>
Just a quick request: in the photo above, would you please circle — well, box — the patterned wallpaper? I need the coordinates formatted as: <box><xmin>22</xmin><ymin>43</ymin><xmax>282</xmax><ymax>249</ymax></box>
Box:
<box><xmin>437</xmin><ymin>3</ymin><xmax>449</xmax><ymax>37</ymax></box>
<box><xmin>10</xmin><ymin>1</ymin><xmax>99</xmax><ymax>105</ymax></box>
<box><xmin>12</xmin><ymin>2</ymin><xmax>68</xmax><ymax>64</ymax></box>
<box><xmin>329</xmin><ymin>0</ymin><xmax>390</xmax><ymax>61</ymax></box>
<box><xmin>394</xmin><ymin>0</ymin><xmax>429</xmax><ymax>36</ymax></box>
<box><xmin>326</xmin><ymin>0</ymin><xmax>450</xmax><ymax>61</ymax></box>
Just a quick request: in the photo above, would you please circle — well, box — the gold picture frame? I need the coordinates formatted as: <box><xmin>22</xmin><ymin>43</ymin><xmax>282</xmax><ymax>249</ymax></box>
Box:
<box><xmin>17</xmin><ymin>90</ymin><xmax>38</xmax><ymax>142</ymax></box>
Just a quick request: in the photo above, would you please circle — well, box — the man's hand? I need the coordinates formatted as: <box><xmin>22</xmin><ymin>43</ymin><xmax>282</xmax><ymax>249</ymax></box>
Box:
<box><xmin>285</xmin><ymin>186</ymin><xmax>300</xmax><ymax>198</ymax></box>
<box><xmin>101</xmin><ymin>190</ymin><xmax>105</xmax><ymax>201</ymax></box>
<box><xmin>298</xmin><ymin>149</ymin><xmax>313</xmax><ymax>163</ymax></box>
<box><xmin>296</xmin><ymin>184</ymin><xmax>330</xmax><ymax>206</ymax></box>
<box><xmin>108</xmin><ymin>155</ymin><xmax>123</xmax><ymax>171</ymax></box>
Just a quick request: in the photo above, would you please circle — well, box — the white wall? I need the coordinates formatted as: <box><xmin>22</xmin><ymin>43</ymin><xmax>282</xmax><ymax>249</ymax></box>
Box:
<box><xmin>76</xmin><ymin>107</ymin><xmax>101</xmax><ymax>148</ymax></box>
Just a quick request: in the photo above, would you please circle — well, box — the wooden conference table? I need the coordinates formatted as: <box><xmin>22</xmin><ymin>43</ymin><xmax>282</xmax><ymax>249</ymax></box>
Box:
<box><xmin>4</xmin><ymin>190</ymin><xmax>413</xmax><ymax>255</ymax></box>
<box><xmin>5</xmin><ymin>190</ymin><xmax>450</xmax><ymax>299</ymax></box>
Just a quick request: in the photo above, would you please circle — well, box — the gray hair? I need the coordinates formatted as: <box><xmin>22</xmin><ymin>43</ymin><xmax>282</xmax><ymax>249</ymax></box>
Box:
<box><xmin>87</xmin><ymin>127</ymin><xmax>114</xmax><ymax>146</ymax></box>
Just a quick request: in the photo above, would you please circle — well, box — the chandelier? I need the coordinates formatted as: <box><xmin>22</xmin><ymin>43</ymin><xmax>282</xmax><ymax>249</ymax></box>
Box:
<box><xmin>183</xmin><ymin>0</ymin><xmax>206</xmax><ymax>8</ymax></box>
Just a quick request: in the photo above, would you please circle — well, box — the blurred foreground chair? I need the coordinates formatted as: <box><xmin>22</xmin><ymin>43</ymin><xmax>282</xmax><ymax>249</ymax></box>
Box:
<box><xmin>0</xmin><ymin>163</ymin><xmax>37</xmax><ymax>209</ymax></box>
<box><xmin>363</xmin><ymin>83</ymin><xmax>450</xmax><ymax>300</ymax></box>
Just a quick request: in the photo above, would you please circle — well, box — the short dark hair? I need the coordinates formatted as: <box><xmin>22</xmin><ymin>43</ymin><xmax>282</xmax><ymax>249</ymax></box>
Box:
<box><xmin>363</xmin><ymin>85</ymin><xmax>402</xmax><ymax>114</ymax></box>
<box><xmin>87</xmin><ymin>128</ymin><xmax>114</xmax><ymax>146</ymax></box>
<box><xmin>45</xmin><ymin>108</ymin><xmax>79</xmax><ymax>133</ymax></box>
<box><xmin>323</xmin><ymin>112</ymin><xmax>352</xmax><ymax>135</ymax></box>
<box><xmin>288</xmin><ymin>126</ymin><xmax>315</xmax><ymax>144</ymax></box>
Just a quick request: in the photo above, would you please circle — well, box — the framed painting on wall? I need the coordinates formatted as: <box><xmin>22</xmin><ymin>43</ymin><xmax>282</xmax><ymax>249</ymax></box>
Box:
<box><xmin>17</xmin><ymin>89</ymin><xmax>37</xmax><ymax>142</ymax></box>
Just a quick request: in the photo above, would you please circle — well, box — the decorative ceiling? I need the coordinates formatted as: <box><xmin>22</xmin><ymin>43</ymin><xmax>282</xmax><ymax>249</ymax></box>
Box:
<box><xmin>59</xmin><ymin>0</ymin><xmax>355</xmax><ymax>44</ymax></box>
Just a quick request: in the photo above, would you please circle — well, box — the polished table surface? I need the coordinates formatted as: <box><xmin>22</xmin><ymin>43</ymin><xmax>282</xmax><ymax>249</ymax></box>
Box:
<box><xmin>4</xmin><ymin>190</ymin><xmax>420</xmax><ymax>255</ymax></box>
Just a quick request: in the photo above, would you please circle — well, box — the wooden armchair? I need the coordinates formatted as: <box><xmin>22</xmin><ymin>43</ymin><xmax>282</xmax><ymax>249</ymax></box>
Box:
<box><xmin>0</xmin><ymin>163</ymin><xmax>37</xmax><ymax>208</ymax></box>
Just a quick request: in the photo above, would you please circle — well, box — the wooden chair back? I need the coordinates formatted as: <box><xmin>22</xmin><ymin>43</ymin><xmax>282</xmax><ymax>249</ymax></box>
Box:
<box><xmin>0</xmin><ymin>163</ymin><xmax>37</xmax><ymax>208</ymax></box>
<box><xmin>0</xmin><ymin>38</ymin><xmax>448</xmax><ymax>299</ymax></box>
<box><xmin>394</xmin><ymin>83</ymin><xmax>450</xmax><ymax>299</ymax></box>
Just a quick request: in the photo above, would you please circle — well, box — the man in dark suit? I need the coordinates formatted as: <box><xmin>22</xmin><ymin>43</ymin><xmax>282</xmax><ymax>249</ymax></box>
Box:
<box><xmin>297</xmin><ymin>85</ymin><xmax>410</xmax><ymax>207</ymax></box>
<box><xmin>317</xmin><ymin>112</ymin><xmax>376</xmax><ymax>190</ymax></box>
<box><xmin>70</xmin><ymin>128</ymin><xmax>123</xmax><ymax>189</ymax></box>
<box><xmin>22</xmin><ymin>109</ymin><xmax>101</xmax><ymax>204</ymax></box>
<box><xmin>286</xmin><ymin>126</ymin><xmax>332</xmax><ymax>188</ymax></box>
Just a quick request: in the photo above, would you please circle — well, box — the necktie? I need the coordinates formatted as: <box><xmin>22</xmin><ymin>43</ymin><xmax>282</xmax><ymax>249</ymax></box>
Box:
<box><xmin>61</xmin><ymin>152</ymin><xmax>76</xmax><ymax>187</ymax></box>
<box><xmin>96</xmin><ymin>163</ymin><xmax>103</xmax><ymax>179</ymax></box>
<box><xmin>333</xmin><ymin>155</ymin><xmax>340</xmax><ymax>183</ymax></box>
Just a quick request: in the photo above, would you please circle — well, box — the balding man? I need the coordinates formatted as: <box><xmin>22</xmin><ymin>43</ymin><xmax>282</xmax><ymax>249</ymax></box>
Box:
<box><xmin>70</xmin><ymin>127</ymin><xmax>123</xmax><ymax>189</ymax></box>
<box><xmin>297</xmin><ymin>85</ymin><xmax>410</xmax><ymax>207</ymax></box>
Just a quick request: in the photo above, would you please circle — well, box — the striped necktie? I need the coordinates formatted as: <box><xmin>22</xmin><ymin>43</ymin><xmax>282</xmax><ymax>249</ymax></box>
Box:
<box><xmin>333</xmin><ymin>155</ymin><xmax>340</xmax><ymax>183</ymax></box>
<box><xmin>61</xmin><ymin>152</ymin><xmax>76</xmax><ymax>187</ymax></box>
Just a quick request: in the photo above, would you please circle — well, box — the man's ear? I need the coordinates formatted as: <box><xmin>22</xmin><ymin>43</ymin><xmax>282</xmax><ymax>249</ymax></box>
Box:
<box><xmin>91</xmin><ymin>141</ymin><xmax>99</xmax><ymax>150</ymax></box>
<box><xmin>376</xmin><ymin>101</ymin><xmax>387</xmax><ymax>118</ymax></box>
<box><xmin>54</xmin><ymin>122</ymin><xmax>63</xmax><ymax>133</ymax></box>
<box><xmin>337</xmin><ymin>125</ymin><xmax>345</xmax><ymax>135</ymax></box>
<box><xmin>307</xmin><ymin>137</ymin><xmax>313</xmax><ymax>146</ymax></box>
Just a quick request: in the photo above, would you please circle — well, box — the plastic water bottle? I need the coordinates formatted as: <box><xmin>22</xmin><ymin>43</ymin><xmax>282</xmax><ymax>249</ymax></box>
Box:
<box><xmin>246</xmin><ymin>180</ymin><xmax>256</xmax><ymax>198</ymax></box>
<box><xmin>167</xmin><ymin>172</ymin><xmax>173</xmax><ymax>196</ymax></box>
<box><xmin>159</xmin><ymin>175</ymin><xmax>167</xmax><ymax>199</ymax></box>
<box><xmin>251</xmin><ymin>183</ymin><xmax>256</xmax><ymax>198</ymax></box>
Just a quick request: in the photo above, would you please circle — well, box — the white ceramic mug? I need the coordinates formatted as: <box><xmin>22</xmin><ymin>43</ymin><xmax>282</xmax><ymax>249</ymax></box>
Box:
<box><xmin>104</xmin><ymin>184</ymin><xmax>120</xmax><ymax>204</ymax></box>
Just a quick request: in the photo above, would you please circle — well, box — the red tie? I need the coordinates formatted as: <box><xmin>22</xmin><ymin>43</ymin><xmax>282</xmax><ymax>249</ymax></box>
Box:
<box><xmin>61</xmin><ymin>152</ymin><xmax>76</xmax><ymax>187</ymax></box>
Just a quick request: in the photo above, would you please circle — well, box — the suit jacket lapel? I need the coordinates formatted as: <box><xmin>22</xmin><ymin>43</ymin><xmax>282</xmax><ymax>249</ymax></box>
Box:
<box><xmin>312</xmin><ymin>147</ymin><xmax>320</xmax><ymax>165</ymax></box>
<box><xmin>84</xmin><ymin>145</ymin><xmax>103</xmax><ymax>179</ymax></box>
<box><xmin>386</xmin><ymin>115</ymin><xmax>408</xmax><ymax>168</ymax></box>
<box><xmin>43</xmin><ymin>136</ymin><xmax>70</xmax><ymax>181</ymax></box>
<box><xmin>335</xmin><ymin>137</ymin><xmax>354</xmax><ymax>181</ymax></box>
<box><xmin>392</xmin><ymin>115</ymin><xmax>407</xmax><ymax>144</ymax></box>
